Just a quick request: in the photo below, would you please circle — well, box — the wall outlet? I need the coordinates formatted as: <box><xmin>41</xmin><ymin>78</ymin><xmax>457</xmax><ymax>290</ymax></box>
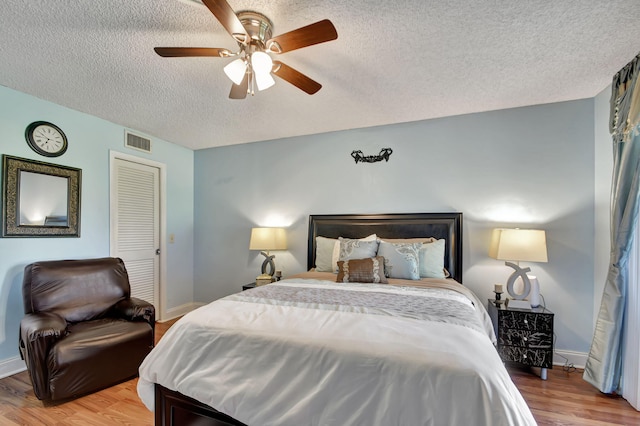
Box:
<box><xmin>169</xmin><ymin>233</ymin><xmax>175</xmax><ymax>244</ymax></box>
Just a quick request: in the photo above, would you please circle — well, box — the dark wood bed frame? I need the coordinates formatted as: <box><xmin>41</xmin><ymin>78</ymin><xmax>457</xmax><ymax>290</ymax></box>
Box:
<box><xmin>154</xmin><ymin>212</ymin><xmax>463</xmax><ymax>426</ymax></box>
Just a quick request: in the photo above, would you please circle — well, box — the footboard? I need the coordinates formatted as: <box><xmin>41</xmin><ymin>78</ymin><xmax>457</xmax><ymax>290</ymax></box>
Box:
<box><xmin>154</xmin><ymin>384</ymin><xmax>247</xmax><ymax>426</ymax></box>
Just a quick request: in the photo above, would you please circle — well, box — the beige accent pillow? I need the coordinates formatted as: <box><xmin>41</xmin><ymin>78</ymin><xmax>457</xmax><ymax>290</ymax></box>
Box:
<box><xmin>336</xmin><ymin>256</ymin><xmax>388</xmax><ymax>284</ymax></box>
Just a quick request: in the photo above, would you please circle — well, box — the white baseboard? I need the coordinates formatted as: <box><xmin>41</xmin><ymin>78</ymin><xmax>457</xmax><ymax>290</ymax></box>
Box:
<box><xmin>161</xmin><ymin>302</ymin><xmax>204</xmax><ymax>322</ymax></box>
<box><xmin>0</xmin><ymin>356</ymin><xmax>26</xmax><ymax>379</ymax></box>
<box><xmin>554</xmin><ymin>349</ymin><xmax>587</xmax><ymax>369</ymax></box>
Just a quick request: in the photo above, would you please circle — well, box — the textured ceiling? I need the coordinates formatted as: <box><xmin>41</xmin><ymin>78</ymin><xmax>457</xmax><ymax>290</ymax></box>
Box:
<box><xmin>1</xmin><ymin>1</ymin><xmax>640</xmax><ymax>150</ymax></box>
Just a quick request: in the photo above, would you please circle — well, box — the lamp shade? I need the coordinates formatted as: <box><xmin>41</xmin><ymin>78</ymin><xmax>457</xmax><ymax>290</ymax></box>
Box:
<box><xmin>249</xmin><ymin>227</ymin><xmax>287</xmax><ymax>251</ymax></box>
<box><xmin>224</xmin><ymin>58</ymin><xmax>247</xmax><ymax>85</ymax></box>
<box><xmin>251</xmin><ymin>52</ymin><xmax>272</xmax><ymax>73</ymax></box>
<box><xmin>251</xmin><ymin>52</ymin><xmax>275</xmax><ymax>91</ymax></box>
<box><xmin>255</xmin><ymin>71</ymin><xmax>275</xmax><ymax>91</ymax></box>
<box><xmin>489</xmin><ymin>228</ymin><xmax>548</xmax><ymax>263</ymax></box>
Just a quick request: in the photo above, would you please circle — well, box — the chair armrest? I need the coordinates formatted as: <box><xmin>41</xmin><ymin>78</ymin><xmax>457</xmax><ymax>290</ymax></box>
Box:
<box><xmin>111</xmin><ymin>297</ymin><xmax>155</xmax><ymax>327</ymax></box>
<box><xmin>111</xmin><ymin>297</ymin><xmax>155</xmax><ymax>343</ymax></box>
<box><xmin>19</xmin><ymin>312</ymin><xmax>67</xmax><ymax>400</ymax></box>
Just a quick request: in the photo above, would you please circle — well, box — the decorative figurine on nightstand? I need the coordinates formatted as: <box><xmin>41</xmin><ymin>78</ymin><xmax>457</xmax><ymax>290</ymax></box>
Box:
<box><xmin>493</xmin><ymin>284</ymin><xmax>504</xmax><ymax>307</ymax></box>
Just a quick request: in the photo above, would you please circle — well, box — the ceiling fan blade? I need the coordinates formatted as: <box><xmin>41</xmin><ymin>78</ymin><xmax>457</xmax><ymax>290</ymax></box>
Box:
<box><xmin>201</xmin><ymin>0</ymin><xmax>250</xmax><ymax>44</ymax></box>
<box><xmin>229</xmin><ymin>73</ymin><xmax>248</xmax><ymax>99</ymax></box>
<box><xmin>154</xmin><ymin>47</ymin><xmax>231</xmax><ymax>57</ymax></box>
<box><xmin>267</xmin><ymin>20</ymin><xmax>338</xmax><ymax>54</ymax></box>
<box><xmin>272</xmin><ymin>61</ymin><xmax>322</xmax><ymax>95</ymax></box>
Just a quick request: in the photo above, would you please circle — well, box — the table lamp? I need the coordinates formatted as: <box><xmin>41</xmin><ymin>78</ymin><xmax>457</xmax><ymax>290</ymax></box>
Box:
<box><xmin>489</xmin><ymin>228</ymin><xmax>548</xmax><ymax>309</ymax></box>
<box><xmin>249</xmin><ymin>227</ymin><xmax>287</xmax><ymax>285</ymax></box>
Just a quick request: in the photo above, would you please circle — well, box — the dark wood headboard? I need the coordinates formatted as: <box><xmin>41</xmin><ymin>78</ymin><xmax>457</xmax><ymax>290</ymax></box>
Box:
<box><xmin>307</xmin><ymin>213</ymin><xmax>463</xmax><ymax>282</ymax></box>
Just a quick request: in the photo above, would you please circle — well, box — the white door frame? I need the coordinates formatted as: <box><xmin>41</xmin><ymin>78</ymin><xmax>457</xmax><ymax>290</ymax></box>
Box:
<box><xmin>109</xmin><ymin>150</ymin><xmax>167</xmax><ymax>321</ymax></box>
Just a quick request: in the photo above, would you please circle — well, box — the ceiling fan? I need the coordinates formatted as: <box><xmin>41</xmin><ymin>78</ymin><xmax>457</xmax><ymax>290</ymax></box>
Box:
<box><xmin>154</xmin><ymin>0</ymin><xmax>338</xmax><ymax>99</ymax></box>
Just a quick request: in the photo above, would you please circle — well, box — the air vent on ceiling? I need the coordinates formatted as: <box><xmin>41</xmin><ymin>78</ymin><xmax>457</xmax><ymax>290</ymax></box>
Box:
<box><xmin>125</xmin><ymin>131</ymin><xmax>152</xmax><ymax>153</ymax></box>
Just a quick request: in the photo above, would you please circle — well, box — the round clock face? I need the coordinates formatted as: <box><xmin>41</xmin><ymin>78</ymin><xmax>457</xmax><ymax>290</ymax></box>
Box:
<box><xmin>25</xmin><ymin>121</ymin><xmax>68</xmax><ymax>157</ymax></box>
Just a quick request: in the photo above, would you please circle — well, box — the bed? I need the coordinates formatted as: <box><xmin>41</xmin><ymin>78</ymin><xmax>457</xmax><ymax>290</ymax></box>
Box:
<box><xmin>137</xmin><ymin>213</ymin><xmax>536</xmax><ymax>425</ymax></box>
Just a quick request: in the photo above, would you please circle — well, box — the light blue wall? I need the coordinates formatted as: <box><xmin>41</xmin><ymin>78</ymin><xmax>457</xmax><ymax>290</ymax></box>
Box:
<box><xmin>0</xmin><ymin>86</ymin><xmax>195</xmax><ymax>362</ymax></box>
<box><xmin>194</xmin><ymin>99</ymin><xmax>595</xmax><ymax>354</ymax></box>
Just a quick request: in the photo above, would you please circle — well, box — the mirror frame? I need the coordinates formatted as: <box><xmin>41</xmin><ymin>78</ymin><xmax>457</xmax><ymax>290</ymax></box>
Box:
<box><xmin>2</xmin><ymin>155</ymin><xmax>81</xmax><ymax>237</ymax></box>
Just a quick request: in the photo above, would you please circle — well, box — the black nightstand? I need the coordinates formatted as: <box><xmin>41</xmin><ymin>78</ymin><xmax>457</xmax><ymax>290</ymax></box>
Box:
<box><xmin>487</xmin><ymin>300</ymin><xmax>554</xmax><ymax>380</ymax></box>
<box><xmin>242</xmin><ymin>283</ymin><xmax>256</xmax><ymax>291</ymax></box>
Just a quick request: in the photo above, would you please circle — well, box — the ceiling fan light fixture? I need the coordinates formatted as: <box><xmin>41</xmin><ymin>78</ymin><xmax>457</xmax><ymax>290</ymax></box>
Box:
<box><xmin>251</xmin><ymin>51</ymin><xmax>272</xmax><ymax>74</ymax></box>
<box><xmin>224</xmin><ymin>58</ymin><xmax>247</xmax><ymax>85</ymax></box>
<box><xmin>255</xmin><ymin>72</ymin><xmax>275</xmax><ymax>91</ymax></box>
<box><xmin>251</xmin><ymin>51</ymin><xmax>275</xmax><ymax>91</ymax></box>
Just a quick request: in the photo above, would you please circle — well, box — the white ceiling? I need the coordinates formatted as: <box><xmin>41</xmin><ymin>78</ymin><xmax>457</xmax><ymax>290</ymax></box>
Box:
<box><xmin>1</xmin><ymin>1</ymin><xmax>639</xmax><ymax>150</ymax></box>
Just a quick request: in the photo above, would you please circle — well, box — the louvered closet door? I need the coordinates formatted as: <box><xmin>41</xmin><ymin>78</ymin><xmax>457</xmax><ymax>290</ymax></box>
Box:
<box><xmin>112</xmin><ymin>158</ymin><xmax>160</xmax><ymax>308</ymax></box>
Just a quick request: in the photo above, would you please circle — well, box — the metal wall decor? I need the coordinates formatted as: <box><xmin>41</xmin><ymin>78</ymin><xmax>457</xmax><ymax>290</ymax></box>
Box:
<box><xmin>351</xmin><ymin>148</ymin><xmax>393</xmax><ymax>164</ymax></box>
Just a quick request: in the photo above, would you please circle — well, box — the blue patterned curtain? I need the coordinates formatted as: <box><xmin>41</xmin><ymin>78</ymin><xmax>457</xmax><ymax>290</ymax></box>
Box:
<box><xmin>584</xmin><ymin>53</ymin><xmax>640</xmax><ymax>393</ymax></box>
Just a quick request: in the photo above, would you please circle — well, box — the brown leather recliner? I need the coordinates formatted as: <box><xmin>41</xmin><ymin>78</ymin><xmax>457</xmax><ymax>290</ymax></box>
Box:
<box><xmin>19</xmin><ymin>257</ymin><xmax>155</xmax><ymax>401</ymax></box>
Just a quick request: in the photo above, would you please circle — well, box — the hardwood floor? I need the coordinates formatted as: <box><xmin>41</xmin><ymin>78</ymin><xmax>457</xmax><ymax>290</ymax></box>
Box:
<box><xmin>0</xmin><ymin>319</ymin><xmax>179</xmax><ymax>426</ymax></box>
<box><xmin>2</xmin><ymin>318</ymin><xmax>639</xmax><ymax>425</ymax></box>
<box><xmin>509</xmin><ymin>365</ymin><xmax>640</xmax><ymax>425</ymax></box>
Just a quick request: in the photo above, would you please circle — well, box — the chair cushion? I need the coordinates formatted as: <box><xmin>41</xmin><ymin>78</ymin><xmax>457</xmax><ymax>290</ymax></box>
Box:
<box><xmin>47</xmin><ymin>318</ymin><xmax>152</xmax><ymax>400</ymax></box>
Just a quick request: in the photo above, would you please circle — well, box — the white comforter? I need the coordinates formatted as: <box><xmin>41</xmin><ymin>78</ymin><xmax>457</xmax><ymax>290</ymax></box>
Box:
<box><xmin>137</xmin><ymin>279</ymin><xmax>536</xmax><ymax>426</ymax></box>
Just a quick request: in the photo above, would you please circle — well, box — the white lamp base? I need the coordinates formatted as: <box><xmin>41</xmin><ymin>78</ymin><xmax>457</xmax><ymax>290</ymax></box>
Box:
<box><xmin>529</xmin><ymin>275</ymin><xmax>541</xmax><ymax>307</ymax></box>
<box><xmin>507</xmin><ymin>299</ymin><xmax>532</xmax><ymax>310</ymax></box>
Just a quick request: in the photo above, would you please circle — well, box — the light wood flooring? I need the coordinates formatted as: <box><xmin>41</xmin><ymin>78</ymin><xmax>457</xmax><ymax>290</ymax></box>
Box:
<box><xmin>2</xmin><ymin>319</ymin><xmax>640</xmax><ymax>425</ymax></box>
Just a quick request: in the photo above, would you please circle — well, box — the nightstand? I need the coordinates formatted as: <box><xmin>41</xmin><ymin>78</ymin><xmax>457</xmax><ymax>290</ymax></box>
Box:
<box><xmin>487</xmin><ymin>300</ymin><xmax>554</xmax><ymax>380</ymax></box>
<box><xmin>242</xmin><ymin>283</ymin><xmax>256</xmax><ymax>291</ymax></box>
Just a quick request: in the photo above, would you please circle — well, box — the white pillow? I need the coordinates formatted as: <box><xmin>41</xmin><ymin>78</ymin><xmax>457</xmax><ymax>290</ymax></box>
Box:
<box><xmin>419</xmin><ymin>239</ymin><xmax>446</xmax><ymax>279</ymax></box>
<box><xmin>315</xmin><ymin>234</ymin><xmax>377</xmax><ymax>272</ymax></box>
<box><xmin>315</xmin><ymin>236</ymin><xmax>338</xmax><ymax>272</ymax></box>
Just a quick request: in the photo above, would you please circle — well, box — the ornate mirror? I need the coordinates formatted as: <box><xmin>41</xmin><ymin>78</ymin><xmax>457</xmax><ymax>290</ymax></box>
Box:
<box><xmin>2</xmin><ymin>155</ymin><xmax>81</xmax><ymax>237</ymax></box>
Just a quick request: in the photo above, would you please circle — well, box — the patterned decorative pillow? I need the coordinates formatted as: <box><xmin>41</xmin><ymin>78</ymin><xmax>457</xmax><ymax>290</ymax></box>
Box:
<box><xmin>419</xmin><ymin>239</ymin><xmax>446</xmax><ymax>279</ymax></box>
<box><xmin>315</xmin><ymin>234</ymin><xmax>378</xmax><ymax>272</ymax></box>
<box><xmin>336</xmin><ymin>256</ymin><xmax>388</xmax><ymax>283</ymax></box>
<box><xmin>377</xmin><ymin>241</ymin><xmax>422</xmax><ymax>280</ymax></box>
<box><xmin>338</xmin><ymin>237</ymin><xmax>379</xmax><ymax>263</ymax></box>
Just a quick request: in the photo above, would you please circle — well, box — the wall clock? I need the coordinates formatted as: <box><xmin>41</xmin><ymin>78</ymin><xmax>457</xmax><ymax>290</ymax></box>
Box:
<box><xmin>25</xmin><ymin>121</ymin><xmax>68</xmax><ymax>157</ymax></box>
